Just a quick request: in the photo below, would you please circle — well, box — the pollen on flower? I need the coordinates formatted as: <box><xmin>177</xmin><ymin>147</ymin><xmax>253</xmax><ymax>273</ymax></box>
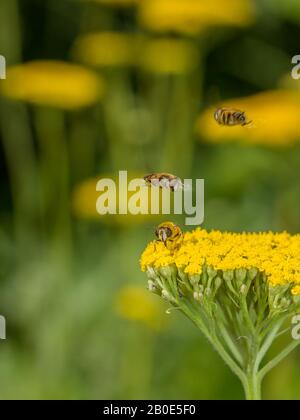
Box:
<box><xmin>140</xmin><ymin>227</ymin><xmax>300</xmax><ymax>292</ymax></box>
<box><xmin>140</xmin><ymin>241</ymin><xmax>173</xmax><ymax>271</ymax></box>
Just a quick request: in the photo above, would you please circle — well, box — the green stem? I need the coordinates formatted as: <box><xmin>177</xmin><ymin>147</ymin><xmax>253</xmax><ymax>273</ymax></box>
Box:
<box><xmin>259</xmin><ymin>339</ymin><xmax>300</xmax><ymax>381</ymax></box>
<box><xmin>243</xmin><ymin>372</ymin><xmax>262</xmax><ymax>401</ymax></box>
<box><xmin>241</xmin><ymin>295</ymin><xmax>256</xmax><ymax>337</ymax></box>
<box><xmin>34</xmin><ymin>107</ymin><xmax>72</xmax><ymax>262</ymax></box>
<box><xmin>0</xmin><ymin>0</ymin><xmax>38</xmax><ymax>250</ymax></box>
<box><xmin>255</xmin><ymin>322</ymin><xmax>283</xmax><ymax>372</ymax></box>
<box><xmin>218</xmin><ymin>320</ymin><xmax>244</xmax><ymax>367</ymax></box>
<box><xmin>180</xmin><ymin>302</ymin><xmax>246</xmax><ymax>384</ymax></box>
<box><xmin>161</xmin><ymin>75</ymin><xmax>197</xmax><ymax>178</ymax></box>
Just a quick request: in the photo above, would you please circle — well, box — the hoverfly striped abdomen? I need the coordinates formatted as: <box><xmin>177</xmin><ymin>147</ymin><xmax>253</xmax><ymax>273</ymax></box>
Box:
<box><xmin>214</xmin><ymin>108</ymin><xmax>251</xmax><ymax>127</ymax></box>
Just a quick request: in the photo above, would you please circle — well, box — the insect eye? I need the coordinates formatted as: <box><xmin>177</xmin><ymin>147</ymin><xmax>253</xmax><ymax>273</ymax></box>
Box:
<box><xmin>239</xmin><ymin>114</ymin><xmax>246</xmax><ymax>122</ymax></box>
<box><xmin>165</xmin><ymin>227</ymin><xmax>172</xmax><ymax>238</ymax></box>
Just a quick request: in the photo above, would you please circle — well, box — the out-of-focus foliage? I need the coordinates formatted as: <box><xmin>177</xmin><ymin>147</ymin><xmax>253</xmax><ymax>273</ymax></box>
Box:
<box><xmin>263</xmin><ymin>0</ymin><xmax>300</xmax><ymax>23</ymax></box>
<box><xmin>0</xmin><ymin>0</ymin><xmax>300</xmax><ymax>400</ymax></box>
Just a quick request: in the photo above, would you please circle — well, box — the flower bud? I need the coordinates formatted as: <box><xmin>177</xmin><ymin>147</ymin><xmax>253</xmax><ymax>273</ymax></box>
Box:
<box><xmin>247</xmin><ymin>267</ymin><xmax>258</xmax><ymax>281</ymax></box>
<box><xmin>178</xmin><ymin>268</ymin><xmax>188</xmax><ymax>283</ymax></box>
<box><xmin>148</xmin><ymin>280</ymin><xmax>157</xmax><ymax>293</ymax></box>
<box><xmin>223</xmin><ymin>270</ymin><xmax>234</xmax><ymax>282</ymax></box>
<box><xmin>193</xmin><ymin>291</ymin><xmax>203</xmax><ymax>302</ymax></box>
<box><xmin>207</xmin><ymin>266</ymin><xmax>217</xmax><ymax>279</ymax></box>
<box><xmin>161</xmin><ymin>289</ymin><xmax>177</xmax><ymax>304</ymax></box>
<box><xmin>159</xmin><ymin>265</ymin><xmax>177</xmax><ymax>280</ymax></box>
<box><xmin>235</xmin><ymin>268</ymin><xmax>247</xmax><ymax>284</ymax></box>
<box><xmin>214</xmin><ymin>277</ymin><xmax>222</xmax><ymax>292</ymax></box>
<box><xmin>147</xmin><ymin>266</ymin><xmax>157</xmax><ymax>279</ymax></box>
<box><xmin>189</xmin><ymin>274</ymin><xmax>201</xmax><ymax>287</ymax></box>
<box><xmin>240</xmin><ymin>284</ymin><xmax>248</xmax><ymax>295</ymax></box>
<box><xmin>161</xmin><ymin>289</ymin><xmax>171</xmax><ymax>301</ymax></box>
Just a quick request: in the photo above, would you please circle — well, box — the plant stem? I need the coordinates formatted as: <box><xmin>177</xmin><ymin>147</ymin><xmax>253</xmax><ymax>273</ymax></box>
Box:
<box><xmin>243</xmin><ymin>373</ymin><xmax>262</xmax><ymax>401</ymax></box>
<box><xmin>259</xmin><ymin>339</ymin><xmax>300</xmax><ymax>381</ymax></box>
<box><xmin>180</xmin><ymin>302</ymin><xmax>246</xmax><ymax>385</ymax></box>
<box><xmin>34</xmin><ymin>107</ymin><xmax>72</xmax><ymax>263</ymax></box>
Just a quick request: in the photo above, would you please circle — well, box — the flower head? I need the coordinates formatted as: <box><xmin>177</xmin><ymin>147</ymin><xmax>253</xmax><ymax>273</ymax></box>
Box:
<box><xmin>1</xmin><ymin>61</ymin><xmax>104</xmax><ymax>109</ymax></box>
<box><xmin>139</xmin><ymin>0</ymin><xmax>255</xmax><ymax>35</ymax></box>
<box><xmin>73</xmin><ymin>32</ymin><xmax>139</xmax><ymax>68</ymax></box>
<box><xmin>141</xmin><ymin>226</ymin><xmax>300</xmax><ymax>400</ymax></box>
<box><xmin>141</xmin><ymin>227</ymin><xmax>300</xmax><ymax>291</ymax></box>
<box><xmin>140</xmin><ymin>38</ymin><xmax>198</xmax><ymax>75</ymax></box>
<box><xmin>84</xmin><ymin>0</ymin><xmax>139</xmax><ymax>7</ymax></box>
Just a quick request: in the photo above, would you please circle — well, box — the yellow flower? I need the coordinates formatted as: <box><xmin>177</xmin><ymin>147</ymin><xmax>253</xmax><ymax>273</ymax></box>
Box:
<box><xmin>72</xmin><ymin>178</ymin><xmax>100</xmax><ymax>220</ymax></box>
<box><xmin>72</xmin><ymin>174</ymin><xmax>163</xmax><ymax>226</ymax></box>
<box><xmin>139</xmin><ymin>0</ymin><xmax>255</xmax><ymax>35</ymax></box>
<box><xmin>140</xmin><ymin>38</ymin><xmax>198</xmax><ymax>75</ymax></box>
<box><xmin>291</xmin><ymin>285</ymin><xmax>300</xmax><ymax>296</ymax></box>
<box><xmin>115</xmin><ymin>285</ymin><xmax>166</xmax><ymax>330</ymax></box>
<box><xmin>141</xmin><ymin>227</ymin><xmax>300</xmax><ymax>292</ymax></box>
<box><xmin>196</xmin><ymin>90</ymin><xmax>300</xmax><ymax>146</ymax></box>
<box><xmin>73</xmin><ymin>32</ymin><xmax>139</xmax><ymax>68</ymax></box>
<box><xmin>85</xmin><ymin>0</ymin><xmax>139</xmax><ymax>7</ymax></box>
<box><xmin>0</xmin><ymin>61</ymin><xmax>104</xmax><ymax>110</ymax></box>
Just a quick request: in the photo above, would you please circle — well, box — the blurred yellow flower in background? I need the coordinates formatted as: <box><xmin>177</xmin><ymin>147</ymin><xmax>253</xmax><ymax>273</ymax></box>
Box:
<box><xmin>139</xmin><ymin>0</ymin><xmax>255</xmax><ymax>35</ymax></box>
<box><xmin>72</xmin><ymin>177</ymin><xmax>100</xmax><ymax>220</ymax></box>
<box><xmin>73</xmin><ymin>33</ymin><xmax>199</xmax><ymax>74</ymax></box>
<box><xmin>115</xmin><ymin>285</ymin><xmax>167</xmax><ymax>330</ymax></box>
<box><xmin>85</xmin><ymin>0</ymin><xmax>139</xmax><ymax>7</ymax></box>
<box><xmin>1</xmin><ymin>61</ymin><xmax>104</xmax><ymax>109</ymax></box>
<box><xmin>72</xmin><ymin>174</ymin><xmax>162</xmax><ymax>226</ymax></box>
<box><xmin>73</xmin><ymin>32</ymin><xmax>139</xmax><ymax>68</ymax></box>
<box><xmin>196</xmin><ymin>90</ymin><xmax>300</xmax><ymax>146</ymax></box>
<box><xmin>140</xmin><ymin>38</ymin><xmax>198</xmax><ymax>75</ymax></box>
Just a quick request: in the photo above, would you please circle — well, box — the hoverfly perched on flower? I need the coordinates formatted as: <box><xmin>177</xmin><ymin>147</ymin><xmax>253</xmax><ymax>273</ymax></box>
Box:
<box><xmin>155</xmin><ymin>221</ymin><xmax>183</xmax><ymax>251</ymax></box>
<box><xmin>143</xmin><ymin>173</ymin><xmax>184</xmax><ymax>192</ymax></box>
<box><xmin>214</xmin><ymin>107</ymin><xmax>252</xmax><ymax>127</ymax></box>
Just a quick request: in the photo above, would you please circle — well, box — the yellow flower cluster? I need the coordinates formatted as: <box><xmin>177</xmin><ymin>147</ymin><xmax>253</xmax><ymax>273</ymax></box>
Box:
<box><xmin>140</xmin><ymin>228</ymin><xmax>300</xmax><ymax>295</ymax></box>
<box><xmin>85</xmin><ymin>0</ymin><xmax>139</xmax><ymax>7</ymax></box>
<box><xmin>139</xmin><ymin>0</ymin><xmax>255</xmax><ymax>35</ymax></box>
<box><xmin>1</xmin><ymin>61</ymin><xmax>104</xmax><ymax>110</ymax></box>
<box><xmin>73</xmin><ymin>32</ymin><xmax>139</xmax><ymax>68</ymax></box>
<box><xmin>73</xmin><ymin>33</ymin><xmax>198</xmax><ymax>75</ymax></box>
<box><xmin>140</xmin><ymin>38</ymin><xmax>198</xmax><ymax>75</ymax></box>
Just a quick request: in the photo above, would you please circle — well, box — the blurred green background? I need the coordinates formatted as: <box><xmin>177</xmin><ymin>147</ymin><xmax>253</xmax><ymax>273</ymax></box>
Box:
<box><xmin>0</xmin><ymin>0</ymin><xmax>300</xmax><ymax>400</ymax></box>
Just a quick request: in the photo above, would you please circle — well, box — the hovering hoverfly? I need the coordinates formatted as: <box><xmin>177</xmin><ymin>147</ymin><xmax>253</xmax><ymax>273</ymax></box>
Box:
<box><xmin>144</xmin><ymin>173</ymin><xmax>184</xmax><ymax>192</ymax></box>
<box><xmin>214</xmin><ymin>108</ymin><xmax>252</xmax><ymax>127</ymax></box>
<box><xmin>155</xmin><ymin>221</ymin><xmax>183</xmax><ymax>251</ymax></box>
